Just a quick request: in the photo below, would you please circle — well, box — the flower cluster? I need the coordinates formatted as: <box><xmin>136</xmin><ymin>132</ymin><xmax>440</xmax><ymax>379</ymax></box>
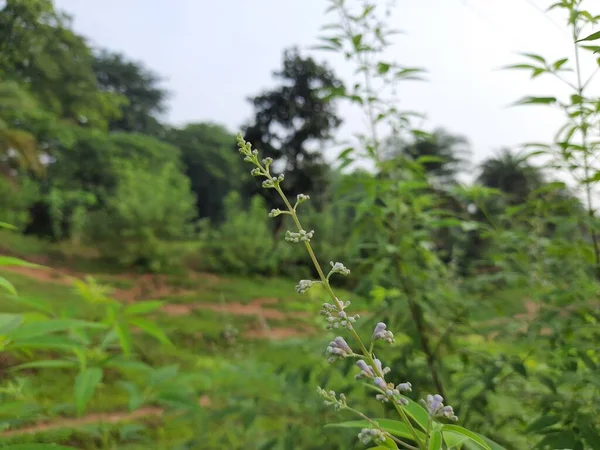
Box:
<box><xmin>328</xmin><ymin>261</ymin><xmax>350</xmax><ymax>278</ymax></box>
<box><xmin>295</xmin><ymin>193</ymin><xmax>310</xmax><ymax>206</ymax></box>
<box><xmin>325</xmin><ymin>336</ymin><xmax>354</xmax><ymax>362</ymax></box>
<box><xmin>317</xmin><ymin>387</ymin><xmax>347</xmax><ymax>411</ymax></box>
<box><xmin>295</xmin><ymin>279</ymin><xmax>317</xmax><ymax>294</ymax></box>
<box><xmin>372</xmin><ymin>322</ymin><xmax>395</xmax><ymax>344</ymax></box>
<box><xmin>355</xmin><ymin>358</ymin><xmax>390</xmax><ymax>379</ymax></box>
<box><xmin>358</xmin><ymin>428</ymin><xmax>387</xmax><ymax>445</ymax></box>
<box><xmin>320</xmin><ymin>302</ymin><xmax>360</xmax><ymax>329</ymax></box>
<box><xmin>262</xmin><ymin>174</ymin><xmax>284</xmax><ymax>189</ymax></box>
<box><xmin>422</xmin><ymin>394</ymin><xmax>458</xmax><ymax>421</ymax></box>
<box><xmin>285</xmin><ymin>229</ymin><xmax>314</xmax><ymax>243</ymax></box>
<box><xmin>373</xmin><ymin>376</ymin><xmax>410</xmax><ymax>406</ymax></box>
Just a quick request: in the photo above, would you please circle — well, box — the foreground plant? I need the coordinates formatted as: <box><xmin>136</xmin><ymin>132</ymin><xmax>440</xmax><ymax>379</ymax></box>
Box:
<box><xmin>237</xmin><ymin>135</ymin><xmax>499</xmax><ymax>450</ymax></box>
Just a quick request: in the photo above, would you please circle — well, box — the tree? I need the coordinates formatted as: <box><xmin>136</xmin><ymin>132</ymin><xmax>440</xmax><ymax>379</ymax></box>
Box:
<box><xmin>0</xmin><ymin>0</ymin><xmax>123</xmax><ymax>129</ymax></box>
<box><xmin>477</xmin><ymin>148</ymin><xmax>544</xmax><ymax>205</ymax></box>
<box><xmin>383</xmin><ymin>128</ymin><xmax>471</xmax><ymax>185</ymax></box>
<box><xmin>85</xmin><ymin>162</ymin><xmax>197</xmax><ymax>271</ymax></box>
<box><xmin>165</xmin><ymin>123</ymin><xmax>243</xmax><ymax>221</ymax></box>
<box><xmin>0</xmin><ymin>81</ymin><xmax>42</xmax><ymax>175</ymax></box>
<box><xmin>243</xmin><ymin>48</ymin><xmax>343</xmax><ymax>208</ymax></box>
<box><xmin>29</xmin><ymin>130</ymin><xmax>185</xmax><ymax>239</ymax></box>
<box><xmin>93</xmin><ymin>50</ymin><xmax>168</xmax><ymax>136</ymax></box>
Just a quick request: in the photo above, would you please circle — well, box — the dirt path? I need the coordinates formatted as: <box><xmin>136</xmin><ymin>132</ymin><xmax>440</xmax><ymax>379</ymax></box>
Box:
<box><xmin>2</xmin><ymin>264</ymin><xmax>317</xmax><ymax>339</ymax></box>
<box><xmin>1</xmin><ymin>407</ymin><xmax>163</xmax><ymax>437</ymax></box>
<box><xmin>2</xmin><ymin>396</ymin><xmax>212</xmax><ymax>437</ymax></box>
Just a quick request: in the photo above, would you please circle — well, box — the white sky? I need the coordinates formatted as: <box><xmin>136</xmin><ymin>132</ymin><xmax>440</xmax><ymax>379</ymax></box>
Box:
<box><xmin>55</xmin><ymin>0</ymin><xmax>599</xmax><ymax>169</ymax></box>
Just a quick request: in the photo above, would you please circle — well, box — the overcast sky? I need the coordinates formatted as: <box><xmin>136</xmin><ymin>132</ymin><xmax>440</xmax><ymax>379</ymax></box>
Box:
<box><xmin>54</xmin><ymin>0</ymin><xmax>599</xmax><ymax>168</ymax></box>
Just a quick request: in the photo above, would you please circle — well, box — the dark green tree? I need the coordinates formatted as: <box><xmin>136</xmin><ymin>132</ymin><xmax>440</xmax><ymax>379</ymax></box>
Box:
<box><xmin>243</xmin><ymin>48</ymin><xmax>343</xmax><ymax>208</ymax></box>
<box><xmin>93</xmin><ymin>50</ymin><xmax>168</xmax><ymax>136</ymax></box>
<box><xmin>165</xmin><ymin>123</ymin><xmax>243</xmax><ymax>221</ymax></box>
<box><xmin>0</xmin><ymin>0</ymin><xmax>123</xmax><ymax>129</ymax></box>
<box><xmin>383</xmin><ymin>128</ymin><xmax>471</xmax><ymax>185</ymax></box>
<box><xmin>477</xmin><ymin>148</ymin><xmax>544</xmax><ymax>205</ymax></box>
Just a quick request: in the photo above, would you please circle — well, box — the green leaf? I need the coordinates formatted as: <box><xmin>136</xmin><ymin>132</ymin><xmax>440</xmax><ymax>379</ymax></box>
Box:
<box><xmin>114</xmin><ymin>321</ymin><xmax>132</xmax><ymax>357</ymax></box>
<box><xmin>2</xmin><ymin>445</ymin><xmax>77</xmax><ymax>449</ymax></box>
<box><xmin>0</xmin><ymin>256</ymin><xmax>43</xmax><ymax>268</ymax></box>
<box><xmin>399</xmin><ymin>396</ymin><xmax>430</xmax><ymax>431</ymax></box>
<box><xmin>444</xmin><ymin>430</ymin><xmax>469</xmax><ymax>448</ymax></box>
<box><xmin>416</xmin><ymin>155</ymin><xmax>446</xmax><ymax>164</ymax></box>
<box><xmin>553</xmin><ymin>58</ymin><xmax>568</xmax><ymax>69</ymax></box>
<box><xmin>0</xmin><ymin>276</ymin><xmax>17</xmax><ymax>295</ymax></box>
<box><xmin>514</xmin><ymin>96</ymin><xmax>557</xmax><ymax>106</ymax></box>
<box><xmin>74</xmin><ymin>367</ymin><xmax>103</xmax><ymax>416</ymax></box>
<box><xmin>129</xmin><ymin>317</ymin><xmax>171</xmax><ymax>345</ymax></box>
<box><xmin>377</xmin><ymin>62</ymin><xmax>391</xmax><ymax>74</ymax></box>
<box><xmin>441</xmin><ymin>425</ymin><xmax>491</xmax><ymax>450</ymax></box>
<box><xmin>124</xmin><ymin>301</ymin><xmax>164</xmax><ymax>316</ymax></box>
<box><xmin>149</xmin><ymin>364</ymin><xmax>179</xmax><ymax>386</ymax></box>
<box><xmin>11</xmin><ymin>359</ymin><xmax>78</xmax><ymax>370</ymax></box>
<box><xmin>525</xmin><ymin>415</ymin><xmax>561</xmax><ymax>433</ymax></box>
<box><xmin>520</xmin><ymin>53</ymin><xmax>546</xmax><ymax>63</ymax></box>
<box><xmin>9</xmin><ymin>319</ymin><xmax>106</xmax><ymax>341</ymax></box>
<box><xmin>577</xmin><ymin>31</ymin><xmax>600</xmax><ymax>42</ymax></box>
<box><xmin>352</xmin><ymin>34</ymin><xmax>363</xmax><ymax>50</ymax></box>
<box><xmin>0</xmin><ymin>314</ymin><xmax>23</xmax><ymax>335</ymax></box>
<box><xmin>10</xmin><ymin>336</ymin><xmax>82</xmax><ymax>351</ymax></box>
<box><xmin>118</xmin><ymin>381</ymin><xmax>144</xmax><ymax>411</ymax></box>
<box><xmin>0</xmin><ymin>222</ymin><xmax>18</xmax><ymax>230</ymax></box>
<box><xmin>324</xmin><ymin>418</ymin><xmax>425</xmax><ymax>441</ymax></box>
<box><xmin>429</xmin><ymin>430</ymin><xmax>442</xmax><ymax>450</ymax></box>
<box><xmin>503</xmin><ymin>64</ymin><xmax>539</xmax><ymax>70</ymax></box>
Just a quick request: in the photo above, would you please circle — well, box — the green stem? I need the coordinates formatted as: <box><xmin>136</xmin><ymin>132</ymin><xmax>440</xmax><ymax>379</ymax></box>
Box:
<box><xmin>244</xmin><ymin>144</ymin><xmax>426</xmax><ymax>450</ymax></box>
<box><xmin>343</xmin><ymin>405</ymin><xmax>419</xmax><ymax>450</ymax></box>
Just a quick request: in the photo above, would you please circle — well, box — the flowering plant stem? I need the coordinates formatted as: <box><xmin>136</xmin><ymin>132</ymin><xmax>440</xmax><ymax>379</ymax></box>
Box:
<box><xmin>238</xmin><ymin>135</ymin><xmax>426</xmax><ymax>449</ymax></box>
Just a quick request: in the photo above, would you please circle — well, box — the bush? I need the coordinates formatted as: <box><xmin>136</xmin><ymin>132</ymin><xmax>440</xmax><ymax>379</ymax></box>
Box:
<box><xmin>0</xmin><ymin>175</ymin><xmax>39</xmax><ymax>230</ymax></box>
<box><xmin>86</xmin><ymin>162</ymin><xmax>198</xmax><ymax>271</ymax></box>
<box><xmin>199</xmin><ymin>192</ymin><xmax>280</xmax><ymax>275</ymax></box>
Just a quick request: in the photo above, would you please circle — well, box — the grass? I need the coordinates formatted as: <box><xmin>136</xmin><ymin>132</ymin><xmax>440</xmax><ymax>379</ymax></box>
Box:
<box><xmin>0</xmin><ymin>235</ymin><xmax>537</xmax><ymax>449</ymax></box>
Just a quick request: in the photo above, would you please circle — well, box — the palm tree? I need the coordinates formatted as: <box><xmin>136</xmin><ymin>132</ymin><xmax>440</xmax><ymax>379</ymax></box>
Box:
<box><xmin>477</xmin><ymin>148</ymin><xmax>544</xmax><ymax>205</ymax></box>
<box><xmin>383</xmin><ymin>127</ymin><xmax>472</xmax><ymax>185</ymax></box>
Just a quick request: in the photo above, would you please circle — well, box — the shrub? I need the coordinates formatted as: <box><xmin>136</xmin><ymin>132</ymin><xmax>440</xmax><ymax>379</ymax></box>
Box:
<box><xmin>86</xmin><ymin>162</ymin><xmax>197</xmax><ymax>271</ymax></box>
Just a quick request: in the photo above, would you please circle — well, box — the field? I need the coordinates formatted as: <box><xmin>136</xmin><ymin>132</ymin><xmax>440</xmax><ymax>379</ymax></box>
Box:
<box><xmin>0</xmin><ymin>232</ymin><xmax>538</xmax><ymax>449</ymax></box>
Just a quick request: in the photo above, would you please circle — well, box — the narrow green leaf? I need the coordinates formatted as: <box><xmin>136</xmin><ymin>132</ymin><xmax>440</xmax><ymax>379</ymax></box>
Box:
<box><xmin>124</xmin><ymin>301</ymin><xmax>164</xmax><ymax>316</ymax></box>
<box><xmin>441</xmin><ymin>425</ymin><xmax>491</xmax><ymax>450</ymax></box>
<box><xmin>429</xmin><ymin>430</ymin><xmax>442</xmax><ymax>450</ymax></box>
<box><xmin>12</xmin><ymin>359</ymin><xmax>78</xmax><ymax>370</ymax></box>
<box><xmin>0</xmin><ymin>222</ymin><xmax>18</xmax><ymax>230</ymax></box>
<box><xmin>503</xmin><ymin>64</ymin><xmax>539</xmax><ymax>70</ymax></box>
<box><xmin>0</xmin><ymin>314</ymin><xmax>23</xmax><ymax>335</ymax></box>
<box><xmin>519</xmin><ymin>53</ymin><xmax>546</xmax><ymax>63</ymax></box>
<box><xmin>0</xmin><ymin>276</ymin><xmax>16</xmax><ymax>295</ymax></box>
<box><xmin>553</xmin><ymin>58</ymin><xmax>568</xmax><ymax>69</ymax></box>
<box><xmin>577</xmin><ymin>31</ymin><xmax>600</xmax><ymax>42</ymax></box>
<box><xmin>0</xmin><ymin>256</ymin><xmax>43</xmax><ymax>268</ymax></box>
<box><xmin>525</xmin><ymin>415</ymin><xmax>561</xmax><ymax>433</ymax></box>
<box><xmin>10</xmin><ymin>336</ymin><xmax>82</xmax><ymax>351</ymax></box>
<box><xmin>118</xmin><ymin>381</ymin><xmax>144</xmax><ymax>411</ymax></box>
<box><xmin>114</xmin><ymin>321</ymin><xmax>132</xmax><ymax>357</ymax></box>
<box><xmin>9</xmin><ymin>319</ymin><xmax>106</xmax><ymax>341</ymax></box>
<box><xmin>2</xmin><ymin>445</ymin><xmax>77</xmax><ymax>449</ymax></box>
<box><xmin>129</xmin><ymin>317</ymin><xmax>171</xmax><ymax>345</ymax></box>
<box><xmin>74</xmin><ymin>367</ymin><xmax>103</xmax><ymax>416</ymax></box>
<box><xmin>513</xmin><ymin>96</ymin><xmax>557</xmax><ymax>106</ymax></box>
